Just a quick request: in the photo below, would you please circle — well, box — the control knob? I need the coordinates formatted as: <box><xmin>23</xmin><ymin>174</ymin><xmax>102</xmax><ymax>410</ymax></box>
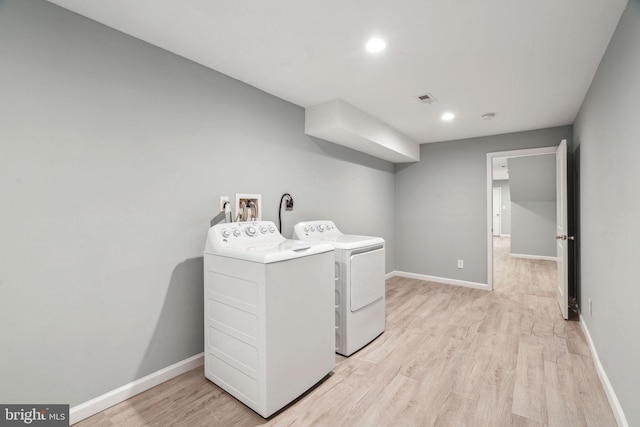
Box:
<box><xmin>222</xmin><ymin>230</ymin><xmax>230</xmax><ymax>238</ymax></box>
<box><xmin>233</xmin><ymin>230</ymin><xmax>241</xmax><ymax>237</ymax></box>
<box><xmin>318</xmin><ymin>224</ymin><xmax>325</xmax><ymax>232</ymax></box>
<box><xmin>260</xmin><ymin>226</ymin><xmax>267</xmax><ymax>234</ymax></box>
<box><xmin>269</xmin><ymin>226</ymin><xmax>275</xmax><ymax>233</ymax></box>
<box><xmin>245</xmin><ymin>226</ymin><xmax>256</xmax><ymax>237</ymax></box>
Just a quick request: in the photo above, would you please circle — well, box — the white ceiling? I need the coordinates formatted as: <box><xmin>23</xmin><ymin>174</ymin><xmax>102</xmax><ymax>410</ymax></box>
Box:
<box><xmin>46</xmin><ymin>0</ymin><xmax>627</xmax><ymax>144</ymax></box>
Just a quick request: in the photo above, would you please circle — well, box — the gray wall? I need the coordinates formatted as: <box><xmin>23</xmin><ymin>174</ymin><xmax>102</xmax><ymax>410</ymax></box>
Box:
<box><xmin>395</xmin><ymin>126</ymin><xmax>572</xmax><ymax>284</ymax></box>
<box><xmin>573</xmin><ymin>0</ymin><xmax>640</xmax><ymax>424</ymax></box>
<box><xmin>0</xmin><ymin>0</ymin><xmax>395</xmax><ymax>406</ymax></box>
<box><xmin>508</xmin><ymin>155</ymin><xmax>556</xmax><ymax>257</ymax></box>
<box><xmin>493</xmin><ymin>180</ymin><xmax>511</xmax><ymax>235</ymax></box>
<box><xmin>510</xmin><ymin>202</ymin><xmax>556</xmax><ymax>257</ymax></box>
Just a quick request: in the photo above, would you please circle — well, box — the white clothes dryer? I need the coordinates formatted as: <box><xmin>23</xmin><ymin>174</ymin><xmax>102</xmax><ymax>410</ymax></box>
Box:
<box><xmin>204</xmin><ymin>221</ymin><xmax>335</xmax><ymax>418</ymax></box>
<box><xmin>293</xmin><ymin>220</ymin><xmax>385</xmax><ymax>356</ymax></box>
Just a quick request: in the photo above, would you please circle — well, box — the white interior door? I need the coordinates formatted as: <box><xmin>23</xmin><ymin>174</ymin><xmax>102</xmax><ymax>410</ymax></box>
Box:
<box><xmin>556</xmin><ymin>139</ymin><xmax>569</xmax><ymax>319</ymax></box>
<box><xmin>492</xmin><ymin>187</ymin><xmax>501</xmax><ymax>236</ymax></box>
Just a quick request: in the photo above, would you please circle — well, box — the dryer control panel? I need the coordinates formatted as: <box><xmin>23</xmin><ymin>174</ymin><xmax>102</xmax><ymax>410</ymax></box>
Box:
<box><xmin>294</xmin><ymin>220</ymin><xmax>342</xmax><ymax>237</ymax></box>
<box><xmin>293</xmin><ymin>220</ymin><xmax>385</xmax><ymax>250</ymax></box>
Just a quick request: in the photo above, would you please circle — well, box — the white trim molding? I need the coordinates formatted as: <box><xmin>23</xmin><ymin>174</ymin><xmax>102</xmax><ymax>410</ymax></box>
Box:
<box><xmin>70</xmin><ymin>353</ymin><xmax>204</xmax><ymax>425</ymax></box>
<box><xmin>579</xmin><ymin>316</ymin><xmax>628</xmax><ymax>427</ymax></box>
<box><xmin>510</xmin><ymin>253</ymin><xmax>557</xmax><ymax>262</ymax></box>
<box><xmin>391</xmin><ymin>271</ymin><xmax>489</xmax><ymax>291</ymax></box>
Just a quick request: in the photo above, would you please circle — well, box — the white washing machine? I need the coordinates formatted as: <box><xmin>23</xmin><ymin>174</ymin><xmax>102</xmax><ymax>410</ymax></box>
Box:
<box><xmin>203</xmin><ymin>221</ymin><xmax>335</xmax><ymax>418</ymax></box>
<box><xmin>293</xmin><ymin>220</ymin><xmax>385</xmax><ymax>356</ymax></box>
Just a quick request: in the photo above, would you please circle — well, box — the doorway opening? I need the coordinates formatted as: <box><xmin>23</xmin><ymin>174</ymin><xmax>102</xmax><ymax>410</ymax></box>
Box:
<box><xmin>486</xmin><ymin>146</ymin><xmax>559</xmax><ymax>293</ymax></box>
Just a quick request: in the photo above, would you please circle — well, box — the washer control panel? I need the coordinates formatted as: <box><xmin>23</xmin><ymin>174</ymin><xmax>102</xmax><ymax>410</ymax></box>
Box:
<box><xmin>294</xmin><ymin>220</ymin><xmax>342</xmax><ymax>237</ymax></box>
<box><xmin>210</xmin><ymin>221</ymin><xmax>282</xmax><ymax>250</ymax></box>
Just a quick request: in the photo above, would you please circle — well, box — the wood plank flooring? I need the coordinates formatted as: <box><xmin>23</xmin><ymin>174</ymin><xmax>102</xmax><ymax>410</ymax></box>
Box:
<box><xmin>75</xmin><ymin>237</ymin><xmax>616</xmax><ymax>426</ymax></box>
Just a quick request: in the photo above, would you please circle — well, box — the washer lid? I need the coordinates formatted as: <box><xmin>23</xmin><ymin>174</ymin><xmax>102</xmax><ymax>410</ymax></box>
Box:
<box><xmin>208</xmin><ymin>239</ymin><xmax>334</xmax><ymax>263</ymax></box>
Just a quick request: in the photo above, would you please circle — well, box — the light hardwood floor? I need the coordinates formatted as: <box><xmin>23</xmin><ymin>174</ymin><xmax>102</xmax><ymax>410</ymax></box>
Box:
<box><xmin>76</xmin><ymin>237</ymin><xmax>617</xmax><ymax>426</ymax></box>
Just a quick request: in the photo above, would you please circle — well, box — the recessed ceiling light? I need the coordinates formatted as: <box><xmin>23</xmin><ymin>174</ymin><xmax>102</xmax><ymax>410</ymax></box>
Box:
<box><xmin>366</xmin><ymin>38</ymin><xmax>386</xmax><ymax>53</ymax></box>
<box><xmin>441</xmin><ymin>112</ymin><xmax>455</xmax><ymax>121</ymax></box>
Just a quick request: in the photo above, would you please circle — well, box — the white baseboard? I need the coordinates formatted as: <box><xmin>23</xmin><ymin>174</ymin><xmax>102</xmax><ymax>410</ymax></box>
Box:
<box><xmin>384</xmin><ymin>271</ymin><xmax>395</xmax><ymax>280</ymax></box>
<box><xmin>70</xmin><ymin>353</ymin><xmax>204</xmax><ymax>425</ymax></box>
<box><xmin>390</xmin><ymin>271</ymin><xmax>489</xmax><ymax>291</ymax></box>
<box><xmin>579</xmin><ymin>315</ymin><xmax>628</xmax><ymax>427</ymax></box>
<box><xmin>510</xmin><ymin>253</ymin><xmax>557</xmax><ymax>262</ymax></box>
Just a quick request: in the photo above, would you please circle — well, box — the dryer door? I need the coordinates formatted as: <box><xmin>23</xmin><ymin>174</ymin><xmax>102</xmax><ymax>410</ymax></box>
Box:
<box><xmin>350</xmin><ymin>248</ymin><xmax>385</xmax><ymax>312</ymax></box>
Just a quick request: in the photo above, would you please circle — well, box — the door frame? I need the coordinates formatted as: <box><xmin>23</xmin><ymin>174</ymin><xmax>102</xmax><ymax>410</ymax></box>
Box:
<box><xmin>486</xmin><ymin>145</ymin><xmax>559</xmax><ymax>291</ymax></box>
<box><xmin>492</xmin><ymin>187</ymin><xmax>502</xmax><ymax>236</ymax></box>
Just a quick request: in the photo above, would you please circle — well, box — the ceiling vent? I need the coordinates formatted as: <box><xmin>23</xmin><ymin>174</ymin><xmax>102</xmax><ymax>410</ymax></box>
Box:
<box><xmin>417</xmin><ymin>93</ymin><xmax>437</xmax><ymax>104</ymax></box>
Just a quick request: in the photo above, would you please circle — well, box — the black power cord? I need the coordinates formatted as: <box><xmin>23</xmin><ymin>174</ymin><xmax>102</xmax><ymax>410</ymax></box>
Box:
<box><xmin>278</xmin><ymin>193</ymin><xmax>294</xmax><ymax>233</ymax></box>
<box><xmin>222</xmin><ymin>201</ymin><xmax>231</xmax><ymax>223</ymax></box>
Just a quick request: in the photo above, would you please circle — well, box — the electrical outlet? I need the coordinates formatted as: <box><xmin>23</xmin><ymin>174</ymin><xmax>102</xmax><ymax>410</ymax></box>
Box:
<box><xmin>589</xmin><ymin>299</ymin><xmax>592</xmax><ymax>316</ymax></box>
<box><xmin>457</xmin><ymin>260</ymin><xmax>464</xmax><ymax>269</ymax></box>
<box><xmin>219</xmin><ymin>196</ymin><xmax>229</xmax><ymax>212</ymax></box>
